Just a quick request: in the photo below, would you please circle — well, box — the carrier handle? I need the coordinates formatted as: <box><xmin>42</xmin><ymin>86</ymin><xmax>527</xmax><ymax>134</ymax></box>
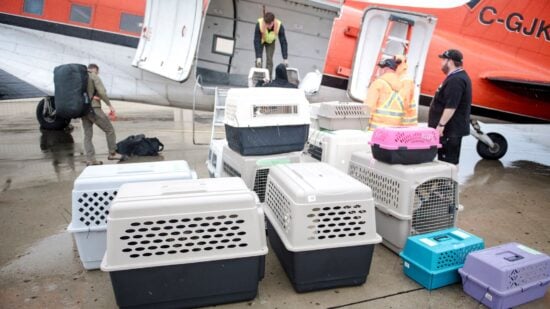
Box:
<box><xmin>117</xmin><ymin>165</ymin><xmax>154</xmax><ymax>174</ymax></box>
<box><xmin>161</xmin><ymin>182</ymin><xmax>206</xmax><ymax>195</ymax></box>
<box><xmin>503</xmin><ymin>253</ymin><xmax>524</xmax><ymax>262</ymax></box>
<box><xmin>433</xmin><ymin>235</ymin><xmax>451</xmax><ymax>242</ymax></box>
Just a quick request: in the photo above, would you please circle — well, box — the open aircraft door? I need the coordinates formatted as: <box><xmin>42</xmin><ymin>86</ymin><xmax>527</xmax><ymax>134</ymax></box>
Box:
<box><xmin>132</xmin><ymin>0</ymin><xmax>203</xmax><ymax>82</ymax></box>
<box><xmin>348</xmin><ymin>8</ymin><xmax>436</xmax><ymax>103</ymax></box>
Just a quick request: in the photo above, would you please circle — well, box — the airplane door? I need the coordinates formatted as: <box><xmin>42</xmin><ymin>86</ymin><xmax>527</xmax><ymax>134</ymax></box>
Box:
<box><xmin>132</xmin><ymin>0</ymin><xmax>203</xmax><ymax>82</ymax></box>
<box><xmin>349</xmin><ymin>8</ymin><xmax>436</xmax><ymax>102</ymax></box>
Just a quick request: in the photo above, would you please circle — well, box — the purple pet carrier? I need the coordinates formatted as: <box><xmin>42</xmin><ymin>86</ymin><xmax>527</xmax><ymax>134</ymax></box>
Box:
<box><xmin>458</xmin><ymin>242</ymin><xmax>550</xmax><ymax>309</ymax></box>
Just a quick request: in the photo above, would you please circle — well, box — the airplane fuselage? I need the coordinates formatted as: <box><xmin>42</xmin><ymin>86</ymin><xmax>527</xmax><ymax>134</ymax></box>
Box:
<box><xmin>0</xmin><ymin>0</ymin><xmax>548</xmax><ymax>122</ymax></box>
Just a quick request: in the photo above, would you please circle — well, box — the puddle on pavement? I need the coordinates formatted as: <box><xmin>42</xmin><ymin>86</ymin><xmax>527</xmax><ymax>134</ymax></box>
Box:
<box><xmin>509</xmin><ymin>160</ymin><xmax>550</xmax><ymax>177</ymax></box>
<box><xmin>0</xmin><ymin>231</ymin><xmax>80</xmax><ymax>278</ymax></box>
<box><xmin>462</xmin><ymin>159</ymin><xmax>550</xmax><ymax>189</ymax></box>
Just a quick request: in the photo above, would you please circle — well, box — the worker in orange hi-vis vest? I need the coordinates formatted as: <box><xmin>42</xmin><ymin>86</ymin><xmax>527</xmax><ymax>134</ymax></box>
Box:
<box><xmin>394</xmin><ymin>54</ymin><xmax>418</xmax><ymax>126</ymax></box>
<box><xmin>365</xmin><ymin>58</ymin><xmax>406</xmax><ymax>131</ymax></box>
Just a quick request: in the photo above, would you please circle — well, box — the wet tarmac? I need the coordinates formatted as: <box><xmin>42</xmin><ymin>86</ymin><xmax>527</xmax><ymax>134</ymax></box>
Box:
<box><xmin>1</xmin><ymin>100</ymin><xmax>549</xmax><ymax>309</ymax></box>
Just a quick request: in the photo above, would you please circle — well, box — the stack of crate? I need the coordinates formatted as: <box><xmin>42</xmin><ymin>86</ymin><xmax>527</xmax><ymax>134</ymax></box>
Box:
<box><xmin>305</xmin><ymin>101</ymin><xmax>371</xmax><ymax>173</ymax></box>
<box><xmin>348</xmin><ymin>127</ymin><xmax>459</xmax><ymax>253</ymax></box>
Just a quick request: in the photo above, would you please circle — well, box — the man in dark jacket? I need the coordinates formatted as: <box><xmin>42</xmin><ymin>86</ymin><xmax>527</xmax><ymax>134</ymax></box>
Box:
<box><xmin>254</xmin><ymin>12</ymin><xmax>288</xmax><ymax>79</ymax></box>
<box><xmin>428</xmin><ymin>49</ymin><xmax>472</xmax><ymax>165</ymax></box>
<box><xmin>262</xmin><ymin>64</ymin><xmax>297</xmax><ymax>88</ymax></box>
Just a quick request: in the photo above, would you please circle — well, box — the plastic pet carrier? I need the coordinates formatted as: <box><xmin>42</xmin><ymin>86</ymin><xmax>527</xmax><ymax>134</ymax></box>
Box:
<box><xmin>317</xmin><ymin>101</ymin><xmax>369</xmax><ymax>131</ymax></box>
<box><xmin>248</xmin><ymin>67</ymin><xmax>270</xmax><ymax>87</ymax></box>
<box><xmin>369</xmin><ymin>127</ymin><xmax>441</xmax><ymax>164</ymax></box>
<box><xmin>207</xmin><ymin>139</ymin><xmax>227</xmax><ymax>178</ymax></box>
<box><xmin>67</xmin><ymin>161</ymin><xmax>197</xmax><ymax>270</ymax></box>
<box><xmin>286</xmin><ymin>67</ymin><xmax>300</xmax><ymax>87</ymax></box>
<box><xmin>307</xmin><ymin>129</ymin><xmax>372</xmax><ymax>172</ymax></box>
<box><xmin>309</xmin><ymin>103</ymin><xmax>321</xmax><ymax>131</ymax></box>
<box><xmin>264</xmin><ymin>162</ymin><xmax>382</xmax><ymax>292</ymax></box>
<box><xmin>224</xmin><ymin>88</ymin><xmax>310</xmax><ymax>155</ymax></box>
<box><xmin>221</xmin><ymin>145</ymin><xmax>300</xmax><ymax>202</ymax></box>
<box><xmin>459</xmin><ymin>242</ymin><xmax>550</xmax><ymax>309</ymax></box>
<box><xmin>348</xmin><ymin>152</ymin><xmax>459</xmax><ymax>253</ymax></box>
<box><xmin>101</xmin><ymin>177</ymin><xmax>267</xmax><ymax>309</ymax></box>
<box><xmin>399</xmin><ymin>228</ymin><xmax>484</xmax><ymax>290</ymax></box>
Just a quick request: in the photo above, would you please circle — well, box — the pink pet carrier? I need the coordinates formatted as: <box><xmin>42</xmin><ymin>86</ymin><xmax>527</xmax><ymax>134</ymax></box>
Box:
<box><xmin>369</xmin><ymin>127</ymin><xmax>441</xmax><ymax>164</ymax></box>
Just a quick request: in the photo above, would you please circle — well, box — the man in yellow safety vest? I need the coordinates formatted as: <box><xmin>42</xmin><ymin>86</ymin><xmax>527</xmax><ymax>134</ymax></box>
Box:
<box><xmin>394</xmin><ymin>54</ymin><xmax>418</xmax><ymax>126</ymax></box>
<box><xmin>254</xmin><ymin>12</ymin><xmax>288</xmax><ymax>79</ymax></box>
<box><xmin>365</xmin><ymin>58</ymin><xmax>408</xmax><ymax>130</ymax></box>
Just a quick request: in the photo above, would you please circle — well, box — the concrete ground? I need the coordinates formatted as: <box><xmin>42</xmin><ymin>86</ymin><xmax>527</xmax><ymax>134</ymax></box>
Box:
<box><xmin>0</xmin><ymin>100</ymin><xmax>549</xmax><ymax>309</ymax></box>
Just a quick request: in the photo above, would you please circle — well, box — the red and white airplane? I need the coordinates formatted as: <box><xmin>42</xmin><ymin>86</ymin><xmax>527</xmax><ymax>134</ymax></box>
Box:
<box><xmin>1</xmin><ymin>0</ymin><xmax>548</xmax><ymax>159</ymax></box>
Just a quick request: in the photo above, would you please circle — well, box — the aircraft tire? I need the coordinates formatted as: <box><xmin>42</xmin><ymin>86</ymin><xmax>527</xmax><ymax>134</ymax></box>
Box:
<box><xmin>476</xmin><ymin>132</ymin><xmax>508</xmax><ymax>160</ymax></box>
<box><xmin>36</xmin><ymin>97</ymin><xmax>71</xmax><ymax>130</ymax></box>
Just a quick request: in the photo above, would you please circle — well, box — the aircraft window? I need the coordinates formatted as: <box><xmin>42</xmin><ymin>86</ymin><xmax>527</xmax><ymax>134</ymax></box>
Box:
<box><xmin>120</xmin><ymin>13</ymin><xmax>143</xmax><ymax>34</ymax></box>
<box><xmin>70</xmin><ymin>4</ymin><xmax>92</xmax><ymax>24</ymax></box>
<box><xmin>212</xmin><ymin>35</ymin><xmax>235</xmax><ymax>56</ymax></box>
<box><xmin>23</xmin><ymin>0</ymin><xmax>44</xmax><ymax>15</ymax></box>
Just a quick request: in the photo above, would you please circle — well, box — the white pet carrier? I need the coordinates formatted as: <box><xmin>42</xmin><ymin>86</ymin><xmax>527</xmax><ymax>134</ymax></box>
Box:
<box><xmin>221</xmin><ymin>145</ymin><xmax>301</xmax><ymax>202</ymax></box>
<box><xmin>264</xmin><ymin>162</ymin><xmax>381</xmax><ymax>251</ymax></box>
<box><xmin>348</xmin><ymin>152</ymin><xmax>460</xmax><ymax>253</ymax></box>
<box><xmin>317</xmin><ymin>101</ymin><xmax>369</xmax><ymax>130</ymax></box>
<box><xmin>248</xmin><ymin>67</ymin><xmax>270</xmax><ymax>87</ymax></box>
<box><xmin>286</xmin><ymin>67</ymin><xmax>300</xmax><ymax>87</ymax></box>
<box><xmin>224</xmin><ymin>88</ymin><xmax>310</xmax><ymax>155</ymax></box>
<box><xmin>306</xmin><ymin>129</ymin><xmax>372</xmax><ymax>172</ymax></box>
<box><xmin>206</xmin><ymin>139</ymin><xmax>227</xmax><ymax>178</ymax></box>
<box><xmin>68</xmin><ymin>161</ymin><xmax>197</xmax><ymax>269</ymax></box>
<box><xmin>101</xmin><ymin>177</ymin><xmax>267</xmax><ymax>308</ymax></box>
<box><xmin>309</xmin><ymin>103</ymin><xmax>321</xmax><ymax>131</ymax></box>
<box><xmin>264</xmin><ymin>162</ymin><xmax>381</xmax><ymax>292</ymax></box>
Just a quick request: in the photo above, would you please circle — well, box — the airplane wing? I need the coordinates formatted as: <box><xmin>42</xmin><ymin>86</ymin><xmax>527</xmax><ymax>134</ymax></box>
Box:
<box><xmin>0</xmin><ymin>23</ymin><xmax>170</xmax><ymax>105</ymax></box>
<box><xmin>0</xmin><ymin>68</ymin><xmax>46</xmax><ymax>100</ymax></box>
<box><xmin>481</xmin><ymin>71</ymin><xmax>550</xmax><ymax>102</ymax></box>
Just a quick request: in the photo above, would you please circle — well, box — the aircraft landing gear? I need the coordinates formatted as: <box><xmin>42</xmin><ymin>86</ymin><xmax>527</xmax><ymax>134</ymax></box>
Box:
<box><xmin>36</xmin><ymin>96</ymin><xmax>71</xmax><ymax>130</ymax></box>
<box><xmin>470</xmin><ymin>119</ymin><xmax>508</xmax><ymax>160</ymax></box>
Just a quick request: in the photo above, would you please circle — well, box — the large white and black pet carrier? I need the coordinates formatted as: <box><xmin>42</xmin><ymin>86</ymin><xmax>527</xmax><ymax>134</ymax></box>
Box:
<box><xmin>101</xmin><ymin>177</ymin><xmax>267</xmax><ymax>308</ymax></box>
<box><xmin>306</xmin><ymin>129</ymin><xmax>372</xmax><ymax>172</ymax></box>
<box><xmin>221</xmin><ymin>145</ymin><xmax>300</xmax><ymax>202</ymax></box>
<box><xmin>348</xmin><ymin>152</ymin><xmax>460</xmax><ymax>253</ymax></box>
<box><xmin>264</xmin><ymin>162</ymin><xmax>381</xmax><ymax>292</ymax></box>
<box><xmin>67</xmin><ymin>161</ymin><xmax>197</xmax><ymax>269</ymax></box>
<box><xmin>224</xmin><ymin>88</ymin><xmax>310</xmax><ymax>155</ymax></box>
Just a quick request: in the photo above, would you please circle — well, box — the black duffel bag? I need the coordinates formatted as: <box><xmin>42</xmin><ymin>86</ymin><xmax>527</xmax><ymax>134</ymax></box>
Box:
<box><xmin>116</xmin><ymin>134</ymin><xmax>164</xmax><ymax>156</ymax></box>
<box><xmin>54</xmin><ymin>64</ymin><xmax>91</xmax><ymax>118</ymax></box>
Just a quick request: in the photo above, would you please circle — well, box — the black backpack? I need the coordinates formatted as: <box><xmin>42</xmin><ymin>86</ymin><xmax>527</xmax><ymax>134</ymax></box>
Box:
<box><xmin>53</xmin><ymin>64</ymin><xmax>91</xmax><ymax>118</ymax></box>
<box><xmin>116</xmin><ymin>134</ymin><xmax>164</xmax><ymax>156</ymax></box>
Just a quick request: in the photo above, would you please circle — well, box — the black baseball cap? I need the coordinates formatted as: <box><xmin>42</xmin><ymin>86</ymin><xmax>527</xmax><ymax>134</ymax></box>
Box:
<box><xmin>438</xmin><ymin>49</ymin><xmax>463</xmax><ymax>63</ymax></box>
<box><xmin>378</xmin><ymin>58</ymin><xmax>397</xmax><ymax>70</ymax></box>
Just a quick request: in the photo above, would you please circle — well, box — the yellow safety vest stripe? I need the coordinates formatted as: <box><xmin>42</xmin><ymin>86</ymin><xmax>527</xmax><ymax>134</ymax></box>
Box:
<box><xmin>378</xmin><ymin>79</ymin><xmax>405</xmax><ymax>110</ymax></box>
<box><xmin>401</xmin><ymin>117</ymin><xmax>418</xmax><ymax>123</ymax></box>
<box><xmin>373</xmin><ymin>108</ymin><xmax>405</xmax><ymax>117</ymax></box>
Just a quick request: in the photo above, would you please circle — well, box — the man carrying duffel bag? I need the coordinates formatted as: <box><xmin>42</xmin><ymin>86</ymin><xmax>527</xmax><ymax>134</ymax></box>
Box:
<box><xmin>81</xmin><ymin>63</ymin><xmax>120</xmax><ymax>165</ymax></box>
